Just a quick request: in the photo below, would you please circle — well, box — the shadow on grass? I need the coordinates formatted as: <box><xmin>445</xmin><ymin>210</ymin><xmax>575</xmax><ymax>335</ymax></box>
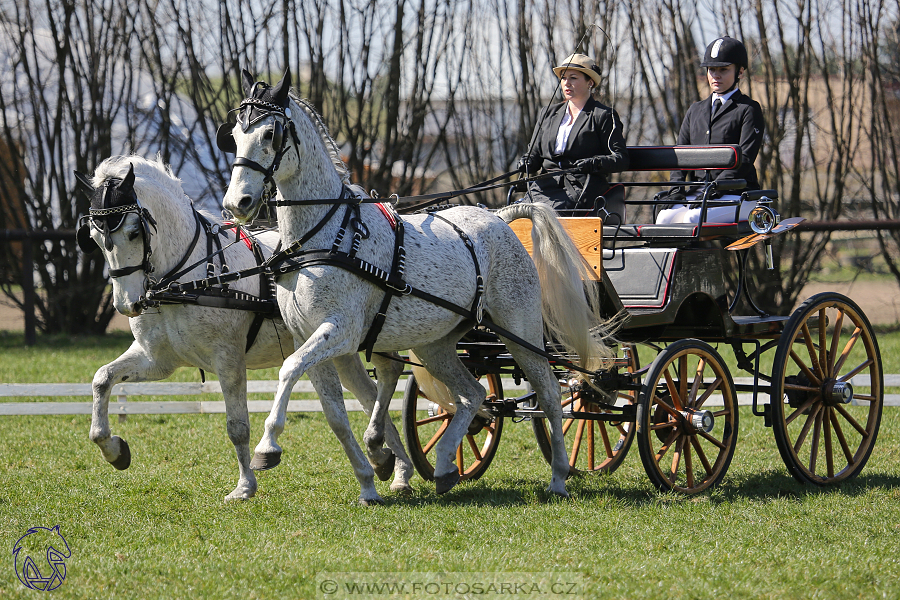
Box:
<box><xmin>384</xmin><ymin>468</ymin><xmax>900</xmax><ymax>509</ymax></box>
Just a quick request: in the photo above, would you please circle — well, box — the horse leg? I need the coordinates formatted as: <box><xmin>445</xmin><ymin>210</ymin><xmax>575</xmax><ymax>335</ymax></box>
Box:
<box><xmin>410</xmin><ymin>341</ymin><xmax>487</xmax><ymax>495</ymax></box>
<box><xmin>255</xmin><ymin>322</ymin><xmax>382</xmax><ymax>504</ymax></box>
<box><xmin>306</xmin><ymin>361</ymin><xmax>383</xmax><ymax>506</ymax></box>
<box><xmin>215</xmin><ymin>364</ymin><xmax>257</xmax><ymax>502</ymax></box>
<box><xmin>89</xmin><ymin>341</ymin><xmax>178</xmax><ymax>470</ymax></box>
<box><xmin>333</xmin><ymin>353</ymin><xmax>414</xmax><ymax>493</ymax></box>
<box><xmin>360</xmin><ymin>353</ymin><xmax>404</xmax><ymax>481</ymax></box>
<box><xmin>505</xmin><ymin>343</ymin><xmax>570</xmax><ymax>497</ymax></box>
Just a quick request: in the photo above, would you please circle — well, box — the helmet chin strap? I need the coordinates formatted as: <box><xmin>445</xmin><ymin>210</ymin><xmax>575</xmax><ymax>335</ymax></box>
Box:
<box><xmin>711</xmin><ymin>67</ymin><xmax>743</xmax><ymax>94</ymax></box>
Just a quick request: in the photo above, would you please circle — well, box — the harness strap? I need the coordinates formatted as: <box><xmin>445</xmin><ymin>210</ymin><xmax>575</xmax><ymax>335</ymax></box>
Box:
<box><xmin>430</xmin><ymin>212</ymin><xmax>485</xmax><ymax>322</ymax></box>
<box><xmin>359</xmin><ymin>219</ymin><xmax>406</xmax><ymax>360</ymax></box>
<box><xmin>244</xmin><ymin>235</ymin><xmax>278</xmax><ymax>352</ymax></box>
<box><xmin>152</xmin><ymin>210</ymin><xmax>204</xmax><ymax>284</ymax></box>
<box><xmin>270</xmin><ymin>249</ymin><xmax>594</xmax><ymax>376</ymax></box>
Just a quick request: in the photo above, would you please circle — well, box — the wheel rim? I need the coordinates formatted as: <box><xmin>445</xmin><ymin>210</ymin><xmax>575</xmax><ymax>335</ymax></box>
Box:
<box><xmin>403</xmin><ymin>374</ymin><xmax>503</xmax><ymax>481</ymax></box>
<box><xmin>533</xmin><ymin>343</ymin><xmax>639</xmax><ymax>474</ymax></box>
<box><xmin>772</xmin><ymin>296</ymin><xmax>882</xmax><ymax>484</ymax></box>
<box><xmin>638</xmin><ymin>341</ymin><xmax>737</xmax><ymax>494</ymax></box>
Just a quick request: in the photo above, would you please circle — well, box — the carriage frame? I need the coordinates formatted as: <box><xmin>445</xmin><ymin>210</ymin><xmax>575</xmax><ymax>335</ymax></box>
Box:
<box><xmin>399</xmin><ymin>144</ymin><xmax>884</xmax><ymax>494</ymax></box>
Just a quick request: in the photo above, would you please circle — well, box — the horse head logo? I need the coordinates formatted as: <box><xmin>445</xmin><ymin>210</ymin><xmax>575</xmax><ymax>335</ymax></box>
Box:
<box><xmin>12</xmin><ymin>525</ymin><xmax>71</xmax><ymax>591</ymax></box>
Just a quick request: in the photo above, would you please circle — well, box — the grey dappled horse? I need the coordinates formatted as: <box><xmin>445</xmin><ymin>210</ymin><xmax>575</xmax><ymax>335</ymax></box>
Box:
<box><xmin>219</xmin><ymin>69</ymin><xmax>615</xmax><ymax>504</ymax></box>
<box><xmin>77</xmin><ymin>155</ymin><xmax>413</xmax><ymax>502</ymax></box>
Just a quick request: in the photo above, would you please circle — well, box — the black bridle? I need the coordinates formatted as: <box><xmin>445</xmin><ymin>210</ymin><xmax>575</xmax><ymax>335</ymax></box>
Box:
<box><xmin>217</xmin><ymin>97</ymin><xmax>298</xmax><ymax>218</ymax></box>
<box><xmin>76</xmin><ymin>168</ymin><xmax>158</xmax><ymax>279</ymax></box>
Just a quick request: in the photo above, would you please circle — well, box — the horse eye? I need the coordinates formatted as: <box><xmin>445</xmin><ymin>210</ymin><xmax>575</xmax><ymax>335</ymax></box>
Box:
<box><xmin>263</xmin><ymin>129</ymin><xmax>274</xmax><ymax>141</ymax></box>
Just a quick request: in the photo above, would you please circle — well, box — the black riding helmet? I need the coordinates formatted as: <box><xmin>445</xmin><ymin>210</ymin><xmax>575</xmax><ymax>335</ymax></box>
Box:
<box><xmin>700</xmin><ymin>36</ymin><xmax>748</xmax><ymax>71</ymax></box>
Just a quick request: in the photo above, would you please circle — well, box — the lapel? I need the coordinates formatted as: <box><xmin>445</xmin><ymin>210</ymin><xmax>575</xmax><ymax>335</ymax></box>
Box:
<box><xmin>566</xmin><ymin>98</ymin><xmax>593</xmax><ymax>153</ymax></box>
<box><xmin>546</xmin><ymin>103</ymin><xmax>567</xmax><ymax>154</ymax></box>
<box><xmin>711</xmin><ymin>90</ymin><xmax>739</xmax><ymax>124</ymax></box>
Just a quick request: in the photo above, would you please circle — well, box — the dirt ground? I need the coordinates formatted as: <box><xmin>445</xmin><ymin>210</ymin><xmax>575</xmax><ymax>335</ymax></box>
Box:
<box><xmin>2</xmin><ymin>278</ymin><xmax>899</xmax><ymax>334</ymax></box>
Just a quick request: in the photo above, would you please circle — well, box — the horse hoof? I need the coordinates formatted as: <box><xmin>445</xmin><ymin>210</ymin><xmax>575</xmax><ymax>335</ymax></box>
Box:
<box><xmin>390</xmin><ymin>482</ymin><xmax>414</xmax><ymax>496</ymax></box>
<box><xmin>435</xmin><ymin>470</ymin><xmax>461</xmax><ymax>495</ymax></box>
<box><xmin>547</xmin><ymin>487</ymin><xmax>570</xmax><ymax>499</ymax></box>
<box><xmin>373</xmin><ymin>452</ymin><xmax>396</xmax><ymax>482</ymax></box>
<box><xmin>110</xmin><ymin>438</ymin><xmax>131</xmax><ymax>470</ymax></box>
<box><xmin>359</xmin><ymin>495</ymin><xmax>384</xmax><ymax>507</ymax></box>
<box><xmin>250</xmin><ymin>451</ymin><xmax>282</xmax><ymax>471</ymax></box>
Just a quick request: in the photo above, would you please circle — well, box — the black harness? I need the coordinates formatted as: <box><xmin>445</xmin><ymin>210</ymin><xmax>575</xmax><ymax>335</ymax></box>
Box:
<box><xmin>76</xmin><ymin>167</ymin><xmax>277</xmax><ymax>353</ymax></box>
<box><xmin>211</xmin><ymin>86</ymin><xmax>601</xmax><ymax>376</ymax></box>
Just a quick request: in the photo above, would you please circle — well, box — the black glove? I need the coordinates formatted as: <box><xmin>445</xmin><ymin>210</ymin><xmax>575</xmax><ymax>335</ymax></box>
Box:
<box><xmin>654</xmin><ymin>187</ymin><xmax>686</xmax><ymax>204</ymax></box>
<box><xmin>516</xmin><ymin>154</ymin><xmax>540</xmax><ymax>174</ymax></box>
<box><xmin>572</xmin><ymin>157</ymin><xmax>600</xmax><ymax>174</ymax></box>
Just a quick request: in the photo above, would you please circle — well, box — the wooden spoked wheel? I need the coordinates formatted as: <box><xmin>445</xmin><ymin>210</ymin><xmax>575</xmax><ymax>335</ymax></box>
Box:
<box><xmin>401</xmin><ymin>373</ymin><xmax>504</xmax><ymax>482</ymax></box>
<box><xmin>636</xmin><ymin>339</ymin><xmax>738</xmax><ymax>494</ymax></box>
<box><xmin>770</xmin><ymin>292</ymin><xmax>883</xmax><ymax>485</ymax></box>
<box><xmin>532</xmin><ymin>343</ymin><xmax>639</xmax><ymax>475</ymax></box>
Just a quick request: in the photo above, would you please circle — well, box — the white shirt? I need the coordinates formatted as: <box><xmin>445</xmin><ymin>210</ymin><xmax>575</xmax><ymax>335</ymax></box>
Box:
<box><xmin>554</xmin><ymin>109</ymin><xmax>579</xmax><ymax>154</ymax></box>
<box><xmin>711</xmin><ymin>89</ymin><xmax>738</xmax><ymax>116</ymax></box>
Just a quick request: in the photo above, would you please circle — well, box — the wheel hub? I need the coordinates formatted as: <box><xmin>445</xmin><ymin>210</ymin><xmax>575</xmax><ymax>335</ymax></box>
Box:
<box><xmin>824</xmin><ymin>380</ymin><xmax>853</xmax><ymax>405</ymax></box>
<box><xmin>681</xmin><ymin>409</ymin><xmax>715</xmax><ymax>433</ymax></box>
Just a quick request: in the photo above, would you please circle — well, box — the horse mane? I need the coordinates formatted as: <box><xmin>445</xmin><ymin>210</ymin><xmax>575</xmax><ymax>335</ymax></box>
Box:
<box><xmin>289</xmin><ymin>92</ymin><xmax>351</xmax><ymax>185</ymax></box>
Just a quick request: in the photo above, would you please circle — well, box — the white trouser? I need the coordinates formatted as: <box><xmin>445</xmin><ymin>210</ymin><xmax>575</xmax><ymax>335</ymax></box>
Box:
<box><xmin>655</xmin><ymin>193</ymin><xmax>756</xmax><ymax>224</ymax></box>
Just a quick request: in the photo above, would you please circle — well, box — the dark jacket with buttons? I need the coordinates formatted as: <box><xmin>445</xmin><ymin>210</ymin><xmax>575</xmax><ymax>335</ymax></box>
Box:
<box><xmin>670</xmin><ymin>90</ymin><xmax>765</xmax><ymax>189</ymax></box>
<box><xmin>522</xmin><ymin>97</ymin><xmax>629</xmax><ymax>215</ymax></box>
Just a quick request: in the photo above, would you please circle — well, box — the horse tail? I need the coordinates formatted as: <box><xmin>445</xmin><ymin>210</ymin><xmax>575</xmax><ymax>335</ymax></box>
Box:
<box><xmin>495</xmin><ymin>203</ymin><xmax>619</xmax><ymax>375</ymax></box>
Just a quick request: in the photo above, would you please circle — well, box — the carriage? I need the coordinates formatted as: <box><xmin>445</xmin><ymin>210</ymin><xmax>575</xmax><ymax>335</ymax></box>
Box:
<box><xmin>81</xmin><ymin>69</ymin><xmax>882</xmax><ymax>503</ymax></box>
<box><xmin>400</xmin><ymin>144</ymin><xmax>882</xmax><ymax>495</ymax></box>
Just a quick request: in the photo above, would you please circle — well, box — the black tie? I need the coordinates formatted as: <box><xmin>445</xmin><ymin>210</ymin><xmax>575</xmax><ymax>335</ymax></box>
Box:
<box><xmin>711</xmin><ymin>98</ymin><xmax>722</xmax><ymax>119</ymax></box>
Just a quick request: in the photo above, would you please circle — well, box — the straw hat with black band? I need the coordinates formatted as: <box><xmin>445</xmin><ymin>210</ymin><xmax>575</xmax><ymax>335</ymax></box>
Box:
<box><xmin>552</xmin><ymin>53</ymin><xmax>603</xmax><ymax>88</ymax></box>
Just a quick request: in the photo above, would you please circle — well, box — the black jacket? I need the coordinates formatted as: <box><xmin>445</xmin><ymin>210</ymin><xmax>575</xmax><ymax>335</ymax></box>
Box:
<box><xmin>671</xmin><ymin>90</ymin><xmax>765</xmax><ymax>189</ymax></box>
<box><xmin>522</xmin><ymin>98</ymin><xmax>629</xmax><ymax>214</ymax></box>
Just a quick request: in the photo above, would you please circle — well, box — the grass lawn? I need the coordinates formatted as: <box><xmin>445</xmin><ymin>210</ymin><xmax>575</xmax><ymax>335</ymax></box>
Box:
<box><xmin>1</xmin><ymin>331</ymin><xmax>899</xmax><ymax>599</ymax></box>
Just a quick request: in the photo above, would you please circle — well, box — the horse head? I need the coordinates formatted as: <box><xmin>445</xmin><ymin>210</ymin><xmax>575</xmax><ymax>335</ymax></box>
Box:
<box><xmin>76</xmin><ymin>159</ymin><xmax>161</xmax><ymax>317</ymax></box>
<box><xmin>220</xmin><ymin>68</ymin><xmax>294</xmax><ymax>223</ymax></box>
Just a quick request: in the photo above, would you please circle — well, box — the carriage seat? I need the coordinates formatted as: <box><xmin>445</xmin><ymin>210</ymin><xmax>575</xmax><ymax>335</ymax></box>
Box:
<box><xmin>600</xmin><ymin>144</ymin><xmax>767</xmax><ymax>242</ymax></box>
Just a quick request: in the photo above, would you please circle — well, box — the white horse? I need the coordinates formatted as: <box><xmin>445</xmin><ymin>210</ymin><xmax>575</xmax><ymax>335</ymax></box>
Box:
<box><xmin>219</xmin><ymin>69</ymin><xmax>614</xmax><ymax>503</ymax></box>
<box><xmin>77</xmin><ymin>155</ymin><xmax>413</xmax><ymax>502</ymax></box>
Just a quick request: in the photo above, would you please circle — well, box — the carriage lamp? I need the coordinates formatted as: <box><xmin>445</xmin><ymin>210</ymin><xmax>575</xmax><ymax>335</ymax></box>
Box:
<box><xmin>748</xmin><ymin>202</ymin><xmax>781</xmax><ymax>270</ymax></box>
<box><xmin>748</xmin><ymin>203</ymin><xmax>780</xmax><ymax>235</ymax></box>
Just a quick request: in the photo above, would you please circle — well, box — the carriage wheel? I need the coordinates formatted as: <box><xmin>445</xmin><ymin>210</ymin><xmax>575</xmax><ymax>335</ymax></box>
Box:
<box><xmin>636</xmin><ymin>339</ymin><xmax>738</xmax><ymax>494</ymax></box>
<box><xmin>401</xmin><ymin>373</ymin><xmax>504</xmax><ymax>482</ymax></box>
<box><xmin>531</xmin><ymin>344</ymin><xmax>639</xmax><ymax>475</ymax></box>
<box><xmin>770</xmin><ymin>292</ymin><xmax>883</xmax><ymax>485</ymax></box>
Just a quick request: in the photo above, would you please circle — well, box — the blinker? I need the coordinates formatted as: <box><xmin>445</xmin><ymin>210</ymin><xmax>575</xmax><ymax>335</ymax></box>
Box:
<box><xmin>217</xmin><ymin>122</ymin><xmax>237</xmax><ymax>154</ymax></box>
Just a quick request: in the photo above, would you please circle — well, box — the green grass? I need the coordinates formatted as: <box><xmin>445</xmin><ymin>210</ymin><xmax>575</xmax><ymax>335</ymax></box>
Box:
<box><xmin>1</xmin><ymin>332</ymin><xmax>899</xmax><ymax>599</ymax></box>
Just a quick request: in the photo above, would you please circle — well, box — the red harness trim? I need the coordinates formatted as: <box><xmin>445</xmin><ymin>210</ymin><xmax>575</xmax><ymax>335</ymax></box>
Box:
<box><xmin>375</xmin><ymin>203</ymin><xmax>397</xmax><ymax>230</ymax></box>
<box><xmin>224</xmin><ymin>221</ymin><xmax>255</xmax><ymax>250</ymax></box>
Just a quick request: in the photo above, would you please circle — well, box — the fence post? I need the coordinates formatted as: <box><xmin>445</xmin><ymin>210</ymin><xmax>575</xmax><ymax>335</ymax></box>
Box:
<box><xmin>22</xmin><ymin>234</ymin><xmax>35</xmax><ymax>346</ymax></box>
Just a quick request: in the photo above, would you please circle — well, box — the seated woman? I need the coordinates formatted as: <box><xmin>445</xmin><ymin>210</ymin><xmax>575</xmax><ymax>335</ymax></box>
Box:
<box><xmin>656</xmin><ymin>36</ymin><xmax>766</xmax><ymax>225</ymax></box>
<box><xmin>517</xmin><ymin>53</ymin><xmax>629</xmax><ymax>222</ymax></box>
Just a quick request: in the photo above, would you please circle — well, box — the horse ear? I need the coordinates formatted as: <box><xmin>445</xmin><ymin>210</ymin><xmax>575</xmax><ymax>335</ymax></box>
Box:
<box><xmin>272</xmin><ymin>68</ymin><xmax>291</xmax><ymax>108</ymax></box>
<box><xmin>216</xmin><ymin>122</ymin><xmax>237</xmax><ymax>154</ymax></box>
<box><xmin>119</xmin><ymin>163</ymin><xmax>135</xmax><ymax>192</ymax></box>
<box><xmin>74</xmin><ymin>170</ymin><xmax>95</xmax><ymax>193</ymax></box>
<box><xmin>242</xmin><ymin>68</ymin><xmax>255</xmax><ymax>96</ymax></box>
